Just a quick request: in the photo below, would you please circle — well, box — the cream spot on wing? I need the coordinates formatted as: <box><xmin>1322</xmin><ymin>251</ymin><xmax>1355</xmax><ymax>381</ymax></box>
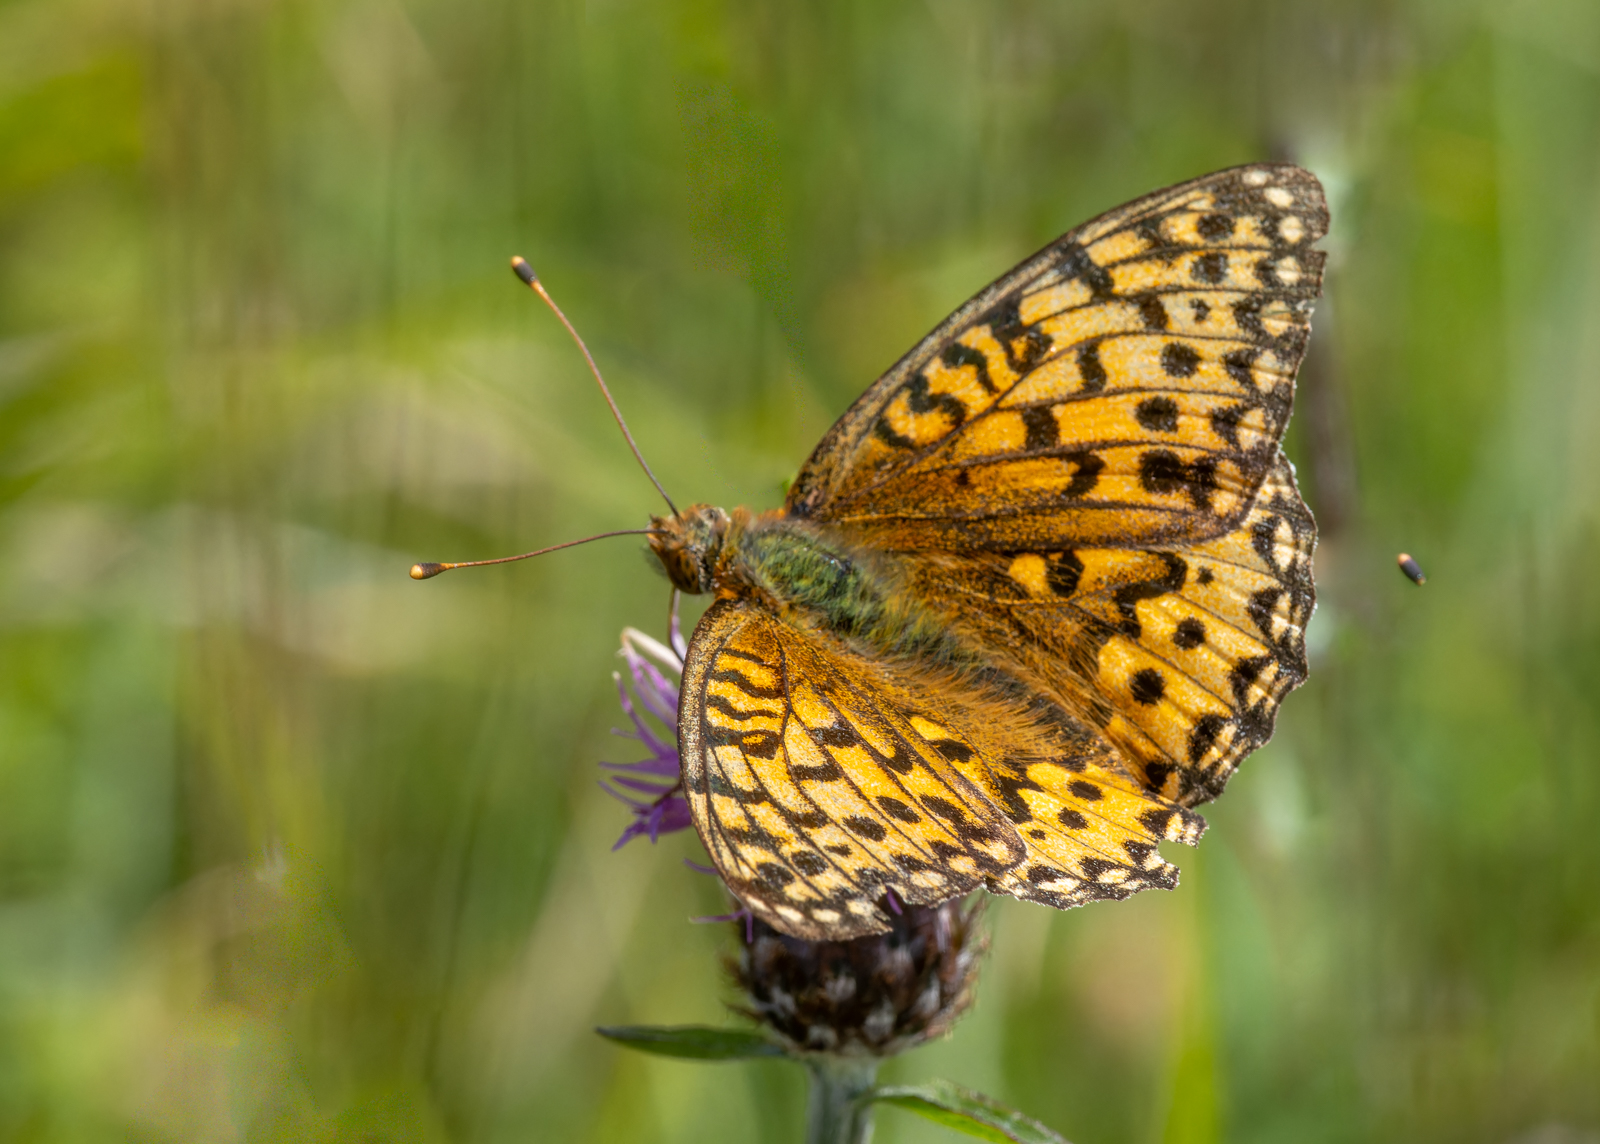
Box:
<box><xmin>1264</xmin><ymin>186</ymin><xmax>1295</xmax><ymax>208</ymax></box>
<box><xmin>1279</xmin><ymin>215</ymin><xmax>1305</xmax><ymax>244</ymax></box>
<box><xmin>1243</xmin><ymin>169</ymin><xmax>1270</xmax><ymax>186</ymax></box>
<box><xmin>1089</xmin><ymin>229</ymin><xmax>1146</xmax><ymax>265</ymax></box>
<box><xmin>1020</xmin><ymin>280</ymin><xmax>1092</xmax><ymax>323</ymax></box>
<box><xmin>1273</xmin><ymin>257</ymin><xmax>1301</xmax><ymax>285</ymax></box>
<box><xmin>1008</xmin><ymin>553</ymin><xmax>1050</xmax><ymax>597</ymax></box>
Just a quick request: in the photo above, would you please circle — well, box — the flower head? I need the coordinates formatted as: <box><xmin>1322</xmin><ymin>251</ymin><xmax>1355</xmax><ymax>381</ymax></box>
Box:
<box><xmin>600</xmin><ymin>613</ymin><xmax>991</xmax><ymax>1064</ymax></box>
<box><xmin>730</xmin><ymin>897</ymin><xmax>987</xmax><ymax>1057</ymax></box>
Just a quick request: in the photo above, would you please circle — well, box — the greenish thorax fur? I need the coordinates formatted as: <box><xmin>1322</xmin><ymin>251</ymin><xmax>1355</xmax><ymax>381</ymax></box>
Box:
<box><xmin>649</xmin><ymin>505</ymin><xmax>954</xmax><ymax>663</ymax></box>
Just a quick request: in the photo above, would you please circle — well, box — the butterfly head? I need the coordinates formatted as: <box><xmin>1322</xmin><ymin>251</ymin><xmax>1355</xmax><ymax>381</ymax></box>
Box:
<box><xmin>649</xmin><ymin>504</ymin><xmax>729</xmax><ymax>594</ymax></box>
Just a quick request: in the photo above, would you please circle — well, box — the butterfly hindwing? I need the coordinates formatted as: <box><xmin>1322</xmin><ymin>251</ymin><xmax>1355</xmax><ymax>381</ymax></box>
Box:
<box><xmin>786</xmin><ymin>163</ymin><xmax>1326</xmax><ymax>554</ymax></box>
<box><xmin>898</xmin><ymin>452</ymin><xmax>1314</xmax><ymax>808</ymax></box>
<box><xmin>678</xmin><ymin>598</ymin><xmax>1207</xmax><ymax>938</ymax></box>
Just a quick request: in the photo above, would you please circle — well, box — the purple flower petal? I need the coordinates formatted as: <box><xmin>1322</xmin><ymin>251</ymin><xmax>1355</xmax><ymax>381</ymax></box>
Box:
<box><xmin>603</xmin><ymin>625</ymin><xmax>696</xmax><ymax>852</ymax></box>
<box><xmin>692</xmin><ymin>907</ymin><xmax>755</xmax><ymax>944</ymax></box>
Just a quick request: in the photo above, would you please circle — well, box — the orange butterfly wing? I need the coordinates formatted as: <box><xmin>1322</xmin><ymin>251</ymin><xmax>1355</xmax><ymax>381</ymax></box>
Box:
<box><xmin>678</xmin><ymin>598</ymin><xmax>1205</xmax><ymax>939</ymax></box>
<box><xmin>786</xmin><ymin>163</ymin><xmax>1326</xmax><ymax>555</ymax></box>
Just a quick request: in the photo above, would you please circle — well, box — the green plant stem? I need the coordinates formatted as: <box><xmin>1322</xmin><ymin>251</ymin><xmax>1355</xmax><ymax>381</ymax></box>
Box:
<box><xmin>805</xmin><ymin>1055</ymin><xmax>881</xmax><ymax>1144</ymax></box>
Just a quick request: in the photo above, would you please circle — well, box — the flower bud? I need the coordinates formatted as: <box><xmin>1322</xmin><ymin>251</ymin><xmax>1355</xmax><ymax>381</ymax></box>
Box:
<box><xmin>730</xmin><ymin>897</ymin><xmax>986</xmax><ymax>1057</ymax></box>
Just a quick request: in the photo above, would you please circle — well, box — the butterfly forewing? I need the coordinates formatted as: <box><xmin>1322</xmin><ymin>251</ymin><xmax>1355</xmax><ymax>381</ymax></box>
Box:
<box><xmin>785</xmin><ymin>163</ymin><xmax>1326</xmax><ymax>554</ymax></box>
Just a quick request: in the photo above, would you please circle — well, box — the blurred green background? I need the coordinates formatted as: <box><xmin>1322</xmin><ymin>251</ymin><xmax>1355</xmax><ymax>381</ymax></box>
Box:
<box><xmin>2</xmin><ymin>0</ymin><xmax>1598</xmax><ymax>1140</ymax></box>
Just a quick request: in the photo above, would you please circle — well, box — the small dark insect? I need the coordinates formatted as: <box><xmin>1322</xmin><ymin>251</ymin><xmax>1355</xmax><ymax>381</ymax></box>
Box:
<box><xmin>1396</xmin><ymin>553</ymin><xmax>1426</xmax><ymax>585</ymax></box>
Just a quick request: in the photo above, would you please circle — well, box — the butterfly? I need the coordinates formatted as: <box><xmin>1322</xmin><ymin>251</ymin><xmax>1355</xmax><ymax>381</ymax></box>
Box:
<box><xmin>646</xmin><ymin>163</ymin><xmax>1326</xmax><ymax>941</ymax></box>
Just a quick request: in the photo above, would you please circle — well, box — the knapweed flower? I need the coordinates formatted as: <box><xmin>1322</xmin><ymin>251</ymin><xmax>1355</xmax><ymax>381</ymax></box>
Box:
<box><xmin>600</xmin><ymin>619</ymin><xmax>988</xmax><ymax>1056</ymax></box>
<box><xmin>596</xmin><ymin>621</ymin><xmax>1065</xmax><ymax>1143</ymax></box>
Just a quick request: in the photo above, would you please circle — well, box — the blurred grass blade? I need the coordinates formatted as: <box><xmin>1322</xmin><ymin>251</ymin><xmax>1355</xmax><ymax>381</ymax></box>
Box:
<box><xmin>865</xmin><ymin>1080</ymin><xmax>1071</xmax><ymax>1144</ymax></box>
<box><xmin>596</xmin><ymin>1024</ymin><xmax>786</xmax><ymax>1060</ymax></box>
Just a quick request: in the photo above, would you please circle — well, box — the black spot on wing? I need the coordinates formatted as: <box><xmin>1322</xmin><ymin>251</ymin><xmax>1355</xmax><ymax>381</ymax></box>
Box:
<box><xmin>1160</xmin><ymin>342</ymin><xmax>1200</xmax><ymax>378</ymax></box>
<box><xmin>811</xmin><ymin>723</ymin><xmax>859</xmax><ymax>748</ymax></box>
<box><xmin>842</xmin><ymin>815</ymin><xmax>887</xmax><ymax>842</ymax></box>
<box><xmin>1057</xmin><ymin>807</ymin><xmax>1088</xmax><ymax>830</ymax></box>
<box><xmin>870</xmin><ymin>736</ymin><xmax>917</xmax><ymax>776</ymax></box>
<box><xmin>1210</xmin><ymin>404</ymin><xmax>1246</xmax><ymax>449</ymax></box>
<box><xmin>1129</xmin><ymin>668</ymin><xmax>1166</xmax><ymax>705</ymax></box>
<box><xmin>1123</xmin><ymin>839</ymin><xmax>1156</xmax><ymax>865</ymax></box>
<box><xmin>1230</xmin><ymin>656</ymin><xmax>1271</xmax><ymax>704</ymax></box>
<box><xmin>1192</xmin><ymin>251</ymin><xmax>1227</xmax><ymax>283</ymax></box>
<box><xmin>1111</xmin><ymin>553</ymin><xmax>1187</xmax><ymax>639</ymax></box>
<box><xmin>1136</xmin><ymin>396</ymin><xmax>1180</xmax><ymax>432</ymax></box>
<box><xmin>1139</xmin><ymin>449</ymin><xmax>1186</xmax><ymax>495</ymax></box>
<box><xmin>1223</xmin><ymin>348</ymin><xmax>1257</xmax><ymax>389</ymax></box>
<box><xmin>983</xmin><ymin>295</ymin><xmax>1055</xmax><ymax>371</ymax></box>
<box><xmin>1060</xmin><ymin>241</ymin><xmax>1115</xmax><ymax>301</ymax></box>
<box><xmin>1139</xmin><ymin>807</ymin><xmax>1174</xmax><ymax>836</ymax></box>
<box><xmin>1173</xmin><ymin>617</ymin><xmax>1207</xmax><ymax>649</ymax></box>
<box><xmin>1022</xmin><ymin>406</ymin><xmax>1059</xmax><ymax>450</ymax></box>
<box><xmin>1060</xmin><ymin>451</ymin><xmax>1105</xmax><ymax>498</ymax></box>
<box><xmin>709</xmin><ymin>725</ymin><xmax>783</xmax><ymax>759</ymax></box>
<box><xmin>704</xmin><ymin>695</ymin><xmax>779</xmax><ymax>722</ymax></box>
<box><xmin>1076</xmin><ymin>342</ymin><xmax>1108</xmax><ymax>393</ymax></box>
<box><xmin>878</xmin><ymin>797</ymin><xmax>921</xmax><ymax>823</ymax></box>
<box><xmin>710</xmin><ymin>669</ymin><xmax>783</xmax><ymax>700</ymax></box>
<box><xmin>873</xmin><ymin>372</ymin><xmax>968</xmax><ymax>450</ymax></box>
<box><xmin>1047</xmin><ymin>550</ymin><xmax>1084</xmax><ymax>598</ymax></box>
<box><xmin>756</xmin><ymin>862</ymin><xmax>794</xmax><ymax>889</ymax></box>
<box><xmin>1138</xmin><ymin>296</ymin><xmax>1170</xmax><ymax>331</ymax></box>
<box><xmin>1188</xmin><ymin>713</ymin><xmax>1227</xmax><ymax>764</ymax></box>
<box><xmin>791</xmin><ymin>850</ymin><xmax>829</xmax><ymax>876</ymax></box>
<box><xmin>1139</xmin><ymin>450</ymin><xmax>1217</xmax><ymax>511</ymax></box>
<box><xmin>708</xmin><ymin>775</ymin><xmax>769</xmax><ymax>805</ymax></box>
<box><xmin>995</xmin><ymin>771</ymin><xmax>1044</xmax><ymax>824</ymax></box>
<box><xmin>941</xmin><ymin>342</ymin><xmax>997</xmax><ymax>394</ymax></box>
<box><xmin>930</xmin><ymin>739</ymin><xmax>975</xmax><ymax>763</ymax></box>
<box><xmin>792</xmin><ymin>760</ymin><xmax>844</xmax><ymax>783</ymax></box>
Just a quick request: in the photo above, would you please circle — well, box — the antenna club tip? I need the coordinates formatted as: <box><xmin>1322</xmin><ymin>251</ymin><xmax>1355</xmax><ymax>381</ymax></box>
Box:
<box><xmin>410</xmin><ymin>562</ymin><xmax>448</xmax><ymax>580</ymax></box>
<box><xmin>510</xmin><ymin>256</ymin><xmax>538</xmax><ymax>286</ymax></box>
<box><xmin>1396</xmin><ymin>553</ymin><xmax>1427</xmax><ymax>585</ymax></box>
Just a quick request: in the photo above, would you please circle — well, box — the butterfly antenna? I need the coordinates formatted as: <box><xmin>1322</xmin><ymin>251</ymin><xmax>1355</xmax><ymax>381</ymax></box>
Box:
<box><xmin>510</xmin><ymin>257</ymin><xmax>679</xmax><ymax>516</ymax></box>
<box><xmin>410</xmin><ymin>528</ymin><xmax>662</xmax><ymax>580</ymax></box>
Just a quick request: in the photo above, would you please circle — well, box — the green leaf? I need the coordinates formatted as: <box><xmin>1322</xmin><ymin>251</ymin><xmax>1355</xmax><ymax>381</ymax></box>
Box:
<box><xmin>595</xmin><ymin>1025</ymin><xmax>787</xmax><ymax>1061</ymax></box>
<box><xmin>865</xmin><ymin>1080</ymin><xmax>1072</xmax><ymax>1144</ymax></box>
